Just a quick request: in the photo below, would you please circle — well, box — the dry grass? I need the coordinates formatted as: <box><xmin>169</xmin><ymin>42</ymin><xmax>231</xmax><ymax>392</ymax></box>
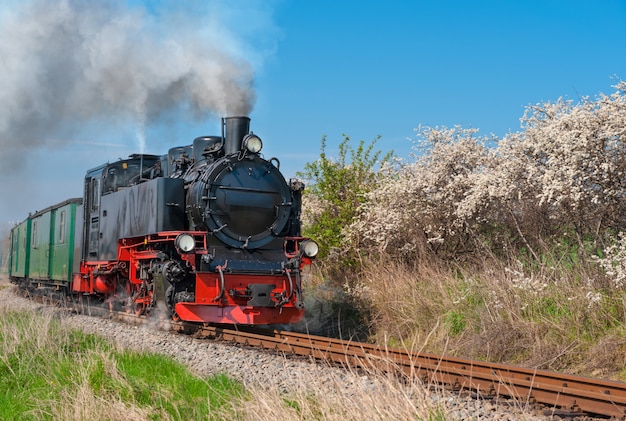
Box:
<box><xmin>225</xmin><ymin>357</ymin><xmax>536</xmax><ymax>421</ymax></box>
<box><xmin>41</xmin><ymin>379</ymin><xmax>152</xmax><ymax>421</ymax></box>
<box><xmin>347</xmin><ymin>255</ymin><xmax>626</xmax><ymax>381</ymax></box>
<box><xmin>223</xmin><ymin>342</ymin><xmax>557</xmax><ymax>421</ymax></box>
<box><xmin>230</xmin><ymin>372</ymin><xmax>438</xmax><ymax>420</ymax></box>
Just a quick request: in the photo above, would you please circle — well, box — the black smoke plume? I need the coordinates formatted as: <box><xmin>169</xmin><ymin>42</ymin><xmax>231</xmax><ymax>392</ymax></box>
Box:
<box><xmin>0</xmin><ymin>0</ymin><xmax>257</xmax><ymax>173</ymax></box>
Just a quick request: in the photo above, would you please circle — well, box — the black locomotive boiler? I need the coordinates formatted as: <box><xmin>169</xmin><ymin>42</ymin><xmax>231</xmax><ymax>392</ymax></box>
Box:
<box><xmin>9</xmin><ymin>116</ymin><xmax>319</xmax><ymax>325</ymax></box>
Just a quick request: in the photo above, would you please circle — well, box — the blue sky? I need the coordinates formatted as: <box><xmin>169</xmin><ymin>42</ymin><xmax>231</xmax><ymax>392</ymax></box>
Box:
<box><xmin>1</xmin><ymin>0</ymin><xmax>625</xmax><ymax>227</ymax></box>
<box><xmin>253</xmin><ymin>1</ymin><xmax>626</xmax><ymax>165</ymax></box>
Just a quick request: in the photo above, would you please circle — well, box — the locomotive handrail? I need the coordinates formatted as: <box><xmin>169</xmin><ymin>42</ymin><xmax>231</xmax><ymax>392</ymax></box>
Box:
<box><xmin>215</xmin><ymin>185</ymin><xmax>282</xmax><ymax>194</ymax></box>
<box><xmin>212</xmin><ymin>261</ymin><xmax>228</xmax><ymax>302</ymax></box>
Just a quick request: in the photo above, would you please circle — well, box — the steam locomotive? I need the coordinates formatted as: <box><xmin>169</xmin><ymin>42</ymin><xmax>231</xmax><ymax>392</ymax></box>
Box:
<box><xmin>8</xmin><ymin>117</ymin><xmax>319</xmax><ymax>325</ymax></box>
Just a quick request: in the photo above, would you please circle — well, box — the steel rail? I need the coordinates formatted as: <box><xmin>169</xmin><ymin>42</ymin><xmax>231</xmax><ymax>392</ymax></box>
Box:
<box><xmin>185</xmin><ymin>324</ymin><xmax>626</xmax><ymax>418</ymax></box>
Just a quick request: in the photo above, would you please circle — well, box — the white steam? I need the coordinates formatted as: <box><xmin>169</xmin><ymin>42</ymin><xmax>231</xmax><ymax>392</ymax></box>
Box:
<box><xmin>0</xmin><ymin>0</ymin><xmax>257</xmax><ymax>171</ymax></box>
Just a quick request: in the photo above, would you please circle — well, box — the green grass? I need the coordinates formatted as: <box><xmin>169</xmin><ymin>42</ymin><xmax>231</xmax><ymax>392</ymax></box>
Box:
<box><xmin>0</xmin><ymin>310</ymin><xmax>245</xmax><ymax>420</ymax></box>
<box><xmin>443</xmin><ymin>310</ymin><xmax>467</xmax><ymax>336</ymax></box>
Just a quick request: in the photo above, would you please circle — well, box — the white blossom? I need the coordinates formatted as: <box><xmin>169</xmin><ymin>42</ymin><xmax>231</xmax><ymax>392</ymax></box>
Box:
<box><xmin>344</xmin><ymin>81</ymin><xmax>626</xmax><ymax>262</ymax></box>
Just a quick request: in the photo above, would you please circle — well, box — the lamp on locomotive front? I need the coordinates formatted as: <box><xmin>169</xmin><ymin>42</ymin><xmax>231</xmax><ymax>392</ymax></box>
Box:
<box><xmin>242</xmin><ymin>133</ymin><xmax>263</xmax><ymax>154</ymax></box>
<box><xmin>175</xmin><ymin>233</ymin><xmax>196</xmax><ymax>253</ymax></box>
<box><xmin>301</xmin><ymin>240</ymin><xmax>320</xmax><ymax>258</ymax></box>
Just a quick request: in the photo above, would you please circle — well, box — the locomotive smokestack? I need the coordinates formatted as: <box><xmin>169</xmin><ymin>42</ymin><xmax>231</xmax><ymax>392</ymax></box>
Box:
<box><xmin>222</xmin><ymin>116</ymin><xmax>251</xmax><ymax>155</ymax></box>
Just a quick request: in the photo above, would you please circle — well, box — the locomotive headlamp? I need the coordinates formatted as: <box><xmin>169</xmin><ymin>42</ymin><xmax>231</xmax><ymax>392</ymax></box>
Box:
<box><xmin>301</xmin><ymin>240</ymin><xmax>319</xmax><ymax>258</ymax></box>
<box><xmin>243</xmin><ymin>133</ymin><xmax>263</xmax><ymax>153</ymax></box>
<box><xmin>175</xmin><ymin>234</ymin><xmax>196</xmax><ymax>253</ymax></box>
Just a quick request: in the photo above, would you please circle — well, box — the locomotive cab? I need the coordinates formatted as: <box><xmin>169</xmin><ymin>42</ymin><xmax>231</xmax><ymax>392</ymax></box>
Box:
<box><xmin>101</xmin><ymin>154</ymin><xmax>162</xmax><ymax>194</ymax></box>
<box><xmin>82</xmin><ymin>154</ymin><xmax>184</xmax><ymax>261</ymax></box>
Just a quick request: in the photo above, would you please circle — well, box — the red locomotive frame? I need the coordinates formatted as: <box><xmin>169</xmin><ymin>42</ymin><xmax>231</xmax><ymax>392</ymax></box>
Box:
<box><xmin>72</xmin><ymin>231</ymin><xmax>312</xmax><ymax>324</ymax></box>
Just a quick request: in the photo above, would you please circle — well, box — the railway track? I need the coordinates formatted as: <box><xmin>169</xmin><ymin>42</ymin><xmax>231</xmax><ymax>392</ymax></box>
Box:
<box><xmin>24</xmin><ymin>289</ymin><xmax>626</xmax><ymax>419</ymax></box>
<box><xmin>171</xmin><ymin>320</ymin><xmax>626</xmax><ymax>418</ymax></box>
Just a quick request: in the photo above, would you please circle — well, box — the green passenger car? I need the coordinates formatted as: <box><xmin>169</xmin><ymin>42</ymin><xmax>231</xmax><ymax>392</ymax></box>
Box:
<box><xmin>10</xmin><ymin>198</ymin><xmax>82</xmax><ymax>285</ymax></box>
<box><xmin>51</xmin><ymin>199</ymin><xmax>81</xmax><ymax>281</ymax></box>
<box><xmin>29</xmin><ymin>208</ymin><xmax>52</xmax><ymax>279</ymax></box>
<box><xmin>9</xmin><ymin>219</ymin><xmax>31</xmax><ymax>279</ymax></box>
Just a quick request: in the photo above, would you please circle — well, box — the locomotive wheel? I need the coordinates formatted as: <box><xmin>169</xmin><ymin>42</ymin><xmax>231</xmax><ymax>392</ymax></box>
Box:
<box><xmin>125</xmin><ymin>298</ymin><xmax>144</xmax><ymax>316</ymax></box>
<box><xmin>123</xmin><ymin>281</ymin><xmax>153</xmax><ymax>316</ymax></box>
<box><xmin>164</xmin><ymin>284</ymin><xmax>180</xmax><ymax>321</ymax></box>
<box><xmin>165</xmin><ymin>285</ymin><xmax>176</xmax><ymax>314</ymax></box>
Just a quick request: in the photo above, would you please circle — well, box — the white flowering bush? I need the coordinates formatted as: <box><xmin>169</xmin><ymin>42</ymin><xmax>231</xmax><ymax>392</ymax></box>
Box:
<box><xmin>594</xmin><ymin>231</ymin><xmax>626</xmax><ymax>289</ymax></box>
<box><xmin>348</xmin><ymin>126</ymin><xmax>489</xmax><ymax>256</ymax></box>
<box><xmin>505</xmin><ymin>81</ymin><xmax>626</xmax><ymax>235</ymax></box>
<box><xmin>347</xmin><ymin>81</ymin><xmax>626</xmax><ymax>263</ymax></box>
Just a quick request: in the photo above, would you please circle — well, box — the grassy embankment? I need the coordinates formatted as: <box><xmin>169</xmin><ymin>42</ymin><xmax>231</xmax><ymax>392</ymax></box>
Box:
<box><xmin>0</xmin><ymin>301</ymin><xmax>243</xmax><ymax>419</ymax></box>
<box><xmin>0</xmin><ymin>285</ymin><xmax>462</xmax><ymax>420</ymax></box>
